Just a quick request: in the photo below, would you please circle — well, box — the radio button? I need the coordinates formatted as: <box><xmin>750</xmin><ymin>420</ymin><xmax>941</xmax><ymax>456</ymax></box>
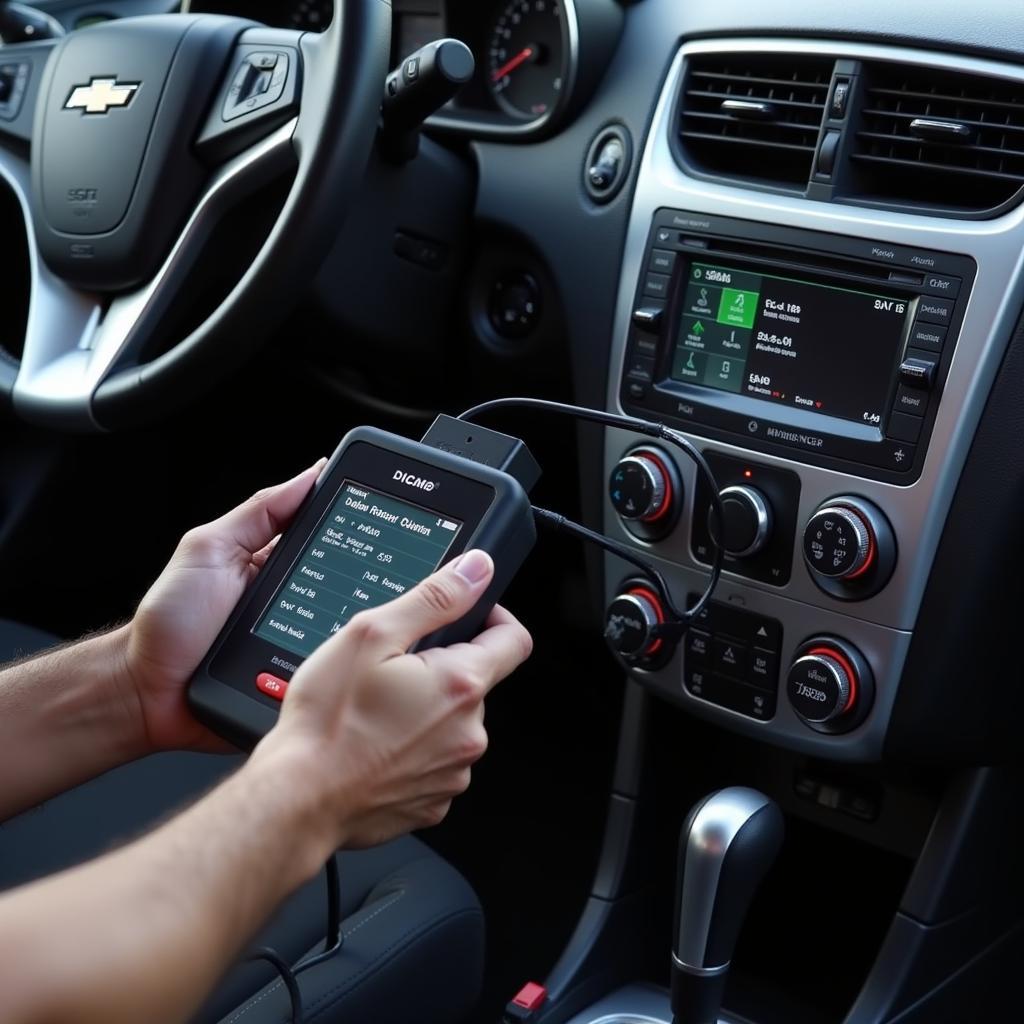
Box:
<box><xmin>627</xmin><ymin>382</ymin><xmax>647</xmax><ymax>401</ymax></box>
<box><xmin>643</xmin><ymin>272</ymin><xmax>671</xmax><ymax>299</ymax></box>
<box><xmin>625</xmin><ymin>355</ymin><xmax>655</xmax><ymax>382</ymax></box>
<box><xmin>630</xmin><ymin>334</ymin><xmax>659</xmax><ymax>357</ymax></box>
<box><xmin>749</xmin><ymin>647</ymin><xmax>778</xmax><ymax>687</ymax></box>
<box><xmin>632</xmin><ymin>304</ymin><xmax>664</xmax><ymax>331</ymax></box>
<box><xmin>899</xmin><ymin>355</ymin><xmax>937</xmax><ymax>388</ymax></box>
<box><xmin>686</xmin><ymin>628</ymin><xmax>711</xmax><ymax>664</ymax></box>
<box><xmin>923</xmin><ymin>273</ymin><xmax>961</xmax><ymax>299</ymax></box>
<box><xmin>887</xmin><ymin>411</ymin><xmax>924</xmax><ymax>444</ymax></box>
<box><xmin>916</xmin><ymin>295</ymin><xmax>954</xmax><ymax>327</ymax></box>
<box><xmin>713</xmin><ymin>638</ymin><xmax>747</xmax><ymax>679</ymax></box>
<box><xmin>909</xmin><ymin>322</ymin><xmax>947</xmax><ymax>352</ymax></box>
<box><xmin>648</xmin><ymin>249</ymin><xmax>677</xmax><ymax>275</ymax></box>
<box><xmin>893</xmin><ymin>383</ymin><xmax>929</xmax><ymax>416</ymax></box>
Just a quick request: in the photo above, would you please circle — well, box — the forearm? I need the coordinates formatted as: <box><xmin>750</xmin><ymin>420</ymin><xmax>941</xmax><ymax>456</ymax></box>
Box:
<box><xmin>0</xmin><ymin>625</ymin><xmax>145</xmax><ymax>819</ymax></box>
<box><xmin>0</xmin><ymin>746</ymin><xmax>336</xmax><ymax>1024</ymax></box>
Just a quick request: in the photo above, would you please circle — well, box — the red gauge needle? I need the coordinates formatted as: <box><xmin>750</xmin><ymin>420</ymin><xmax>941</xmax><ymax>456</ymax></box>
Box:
<box><xmin>492</xmin><ymin>46</ymin><xmax>535</xmax><ymax>82</ymax></box>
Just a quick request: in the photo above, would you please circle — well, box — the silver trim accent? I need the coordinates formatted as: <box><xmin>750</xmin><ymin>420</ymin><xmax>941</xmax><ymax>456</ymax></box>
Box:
<box><xmin>426</xmin><ymin>0</ymin><xmax>580</xmax><ymax>139</ymax></box>
<box><xmin>789</xmin><ymin>652</ymin><xmax>850</xmax><ymax>723</ymax></box>
<box><xmin>562</xmin><ymin>983</ymin><xmax>673</xmax><ymax>1024</ymax></box>
<box><xmin>0</xmin><ymin>118</ymin><xmax>297</xmax><ymax>430</ymax></box>
<box><xmin>615</xmin><ymin>453</ymin><xmax>667</xmax><ymax>520</ymax></box>
<box><xmin>804</xmin><ymin>504</ymin><xmax>871</xmax><ymax>579</ymax></box>
<box><xmin>604</xmin><ymin>37</ymin><xmax>1024</xmax><ymax>759</ymax></box>
<box><xmin>671</xmin><ymin>951</ymin><xmax>729</xmax><ymax>977</ymax></box>
<box><xmin>676</xmin><ymin>787</ymin><xmax>771</xmax><ymax>970</ymax></box>
<box><xmin>716</xmin><ymin>484</ymin><xmax>771</xmax><ymax>557</ymax></box>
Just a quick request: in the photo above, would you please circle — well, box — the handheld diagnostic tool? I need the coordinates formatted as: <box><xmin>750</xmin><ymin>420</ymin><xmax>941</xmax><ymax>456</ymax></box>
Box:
<box><xmin>188</xmin><ymin>422</ymin><xmax>538</xmax><ymax>748</ymax></box>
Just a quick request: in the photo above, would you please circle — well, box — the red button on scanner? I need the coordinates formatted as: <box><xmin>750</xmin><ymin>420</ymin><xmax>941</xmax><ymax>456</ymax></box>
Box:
<box><xmin>256</xmin><ymin>672</ymin><xmax>289</xmax><ymax>701</ymax></box>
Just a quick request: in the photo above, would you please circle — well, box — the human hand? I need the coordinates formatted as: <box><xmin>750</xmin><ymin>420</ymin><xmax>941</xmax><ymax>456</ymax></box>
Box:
<box><xmin>251</xmin><ymin>550</ymin><xmax>532</xmax><ymax>850</ymax></box>
<box><xmin>119</xmin><ymin>460</ymin><xmax>326</xmax><ymax>753</ymax></box>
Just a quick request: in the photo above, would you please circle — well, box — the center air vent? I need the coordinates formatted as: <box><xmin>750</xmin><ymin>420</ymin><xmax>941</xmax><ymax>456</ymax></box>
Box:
<box><xmin>677</xmin><ymin>54</ymin><xmax>833</xmax><ymax>188</ymax></box>
<box><xmin>850</xmin><ymin>64</ymin><xmax>1024</xmax><ymax>213</ymax></box>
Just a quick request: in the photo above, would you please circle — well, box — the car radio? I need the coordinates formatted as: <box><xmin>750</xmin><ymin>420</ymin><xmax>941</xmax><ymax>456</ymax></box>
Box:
<box><xmin>620</xmin><ymin>209</ymin><xmax>976</xmax><ymax>483</ymax></box>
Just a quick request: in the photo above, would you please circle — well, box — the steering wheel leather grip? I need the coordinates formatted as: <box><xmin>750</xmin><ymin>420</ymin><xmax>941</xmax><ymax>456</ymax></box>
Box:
<box><xmin>0</xmin><ymin>0</ymin><xmax>392</xmax><ymax>431</ymax></box>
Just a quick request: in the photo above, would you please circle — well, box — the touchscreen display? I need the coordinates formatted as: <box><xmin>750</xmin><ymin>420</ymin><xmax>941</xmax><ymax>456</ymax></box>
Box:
<box><xmin>671</xmin><ymin>262</ymin><xmax>910</xmax><ymax>426</ymax></box>
<box><xmin>253</xmin><ymin>480</ymin><xmax>463</xmax><ymax>659</ymax></box>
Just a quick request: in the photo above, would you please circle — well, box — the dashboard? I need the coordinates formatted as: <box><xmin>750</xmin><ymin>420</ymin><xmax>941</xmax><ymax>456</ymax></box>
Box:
<box><xmin>7</xmin><ymin>0</ymin><xmax>1024</xmax><ymax>771</ymax></box>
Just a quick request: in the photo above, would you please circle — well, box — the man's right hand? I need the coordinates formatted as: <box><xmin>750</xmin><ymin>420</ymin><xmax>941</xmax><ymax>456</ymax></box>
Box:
<box><xmin>251</xmin><ymin>549</ymin><xmax>532</xmax><ymax>850</ymax></box>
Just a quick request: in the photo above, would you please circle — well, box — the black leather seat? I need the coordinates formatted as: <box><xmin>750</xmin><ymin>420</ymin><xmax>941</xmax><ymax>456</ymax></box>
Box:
<box><xmin>0</xmin><ymin>621</ymin><xmax>485</xmax><ymax>1024</ymax></box>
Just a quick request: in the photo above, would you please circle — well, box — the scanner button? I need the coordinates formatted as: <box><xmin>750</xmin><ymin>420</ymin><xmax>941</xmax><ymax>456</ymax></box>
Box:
<box><xmin>256</xmin><ymin>672</ymin><xmax>289</xmax><ymax>701</ymax></box>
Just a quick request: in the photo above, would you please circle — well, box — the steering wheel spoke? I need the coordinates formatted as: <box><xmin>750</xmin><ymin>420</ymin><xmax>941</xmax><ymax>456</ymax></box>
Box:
<box><xmin>4</xmin><ymin>116</ymin><xmax>297</xmax><ymax>430</ymax></box>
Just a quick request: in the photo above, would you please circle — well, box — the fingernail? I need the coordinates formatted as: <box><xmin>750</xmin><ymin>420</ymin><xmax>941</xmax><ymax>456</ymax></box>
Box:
<box><xmin>453</xmin><ymin>550</ymin><xmax>493</xmax><ymax>586</ymax></box>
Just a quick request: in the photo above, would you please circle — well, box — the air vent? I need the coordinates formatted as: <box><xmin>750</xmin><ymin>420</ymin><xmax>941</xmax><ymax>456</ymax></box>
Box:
<box><xmin>677</xmin><ymin>54</ymin><xmax>833</xmax><ymax>187</ymax></box>
<box><xmin>851</xmin><ymin>64</ymin><xmax>1024</xmax><ymax>212</ymax></box>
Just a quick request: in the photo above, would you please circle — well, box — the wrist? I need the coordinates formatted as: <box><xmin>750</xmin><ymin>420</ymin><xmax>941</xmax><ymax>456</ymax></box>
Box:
<box><xmin>243</xmin><ymin>738</ymin><xmax>344</xmax><ymax>881</ymax></box>
<box><xmin>99</xmin><ymin>623</ymin><xmax>152</xmax><ymax>760</ymax></box>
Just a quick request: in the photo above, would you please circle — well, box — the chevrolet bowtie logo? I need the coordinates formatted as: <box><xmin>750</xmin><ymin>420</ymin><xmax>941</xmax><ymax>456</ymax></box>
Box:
<box><xmin>64</xmin><ymin>77</ymin><xmax>139</xmax><ymax>115</ymax></box>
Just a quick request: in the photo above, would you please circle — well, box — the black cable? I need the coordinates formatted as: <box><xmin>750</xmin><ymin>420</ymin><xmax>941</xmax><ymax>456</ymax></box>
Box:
<box><xmin>242</xmin><ymin>857</ymin><xmax>343</xmax><ymax>1024</ymax></box>
<box><xmin>457</xmin><ymin>397</ymin><xmax>724</xmax><ymax>630</ymax></box>
<box><xmin>295</xmin><ymin>856</ymin><xmax>344</xmax><ymax>975</ymax></box>
<box><xmin>245</xmin><ymin>948</ymin><xmax>304</xmax><ymax>1024</ymax></box>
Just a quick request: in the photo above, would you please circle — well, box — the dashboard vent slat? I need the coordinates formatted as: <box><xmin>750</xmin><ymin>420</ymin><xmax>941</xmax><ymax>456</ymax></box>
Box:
<box><xmin>849</xmin><ymin>63</ymin><xmax>1024</xmax><ymax>212</ymax></box>
<box><xmin>677</xmin><ymin>54</ymin><xmax>834</xmax><ymax>187</ymax></box>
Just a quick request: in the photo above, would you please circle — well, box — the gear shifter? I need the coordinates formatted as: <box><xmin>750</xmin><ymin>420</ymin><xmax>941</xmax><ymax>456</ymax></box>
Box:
<box><xmin>671</xmin><ymin>787</ymin><xmax>784</xmax><ymax>1024</ymax></box>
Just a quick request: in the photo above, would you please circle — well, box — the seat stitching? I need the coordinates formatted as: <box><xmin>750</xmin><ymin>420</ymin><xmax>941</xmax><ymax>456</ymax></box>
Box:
<box><xmin>222</xmin><ymin>892</ymin><xmax>406</xmax><ymax>1024</ymax></box>
<box><xmin>304</xmin><ymin>906</ymin><xmax>484</xmax><ymax>1023</ymax></box>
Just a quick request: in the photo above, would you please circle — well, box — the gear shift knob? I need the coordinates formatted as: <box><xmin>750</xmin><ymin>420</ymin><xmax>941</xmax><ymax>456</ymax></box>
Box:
<box><xmin>671</xmin><ymin>787</ymin><xmax>784</xmax><ymax>1024</ymax></box>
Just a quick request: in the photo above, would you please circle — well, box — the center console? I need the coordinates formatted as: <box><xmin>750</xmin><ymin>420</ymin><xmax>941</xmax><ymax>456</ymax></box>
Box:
<box><xmin>602</xmin><ymin>37</ymin><xmax>1024</xmax><ymax>761</ymax></box>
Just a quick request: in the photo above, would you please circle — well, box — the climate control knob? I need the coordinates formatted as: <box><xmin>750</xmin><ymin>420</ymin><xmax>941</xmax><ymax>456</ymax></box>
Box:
<box><xmin>609</xmin><ymin>448</ymin><xmax>682</xmax><ymax>540</ymax></box>
<box><xmin>802</xmin><ymin>497</ymin><xmax>896</xmax><ymax>598</ymax></box>
<box><xmin>605</xmin><ymin>584</ymin><xmax>666</xmax><ymax>661</ymax></box>
<box><xmin>713</xmin><ymin>485</ymin><xmax>773</xmax><ymax>558</ymax></box>
<box><xmin>786</xmin><ymin>637</ymin><xmax>874</xmax><ymax>733</ymax></box>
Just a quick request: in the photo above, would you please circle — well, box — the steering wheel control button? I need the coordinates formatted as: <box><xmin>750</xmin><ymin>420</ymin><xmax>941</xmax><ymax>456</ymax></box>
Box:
<box><xmin>802</xmin><ymin>497</ymin><xmax>896</xmax><ymax>599</ymax></box>
<box><xmin>605</xmin><ymin>588</ymin><xmax>664</xmax><ymax>661</ymax></box>
<box><xmin>256</xmin><ymin>672</ymin><xmax>289</xmax><ymax>701</ymax></box>
<box><xmin>786</xmin><ymin>638</ymin><xmax>874</xmax><ymax>733</ymax></box>
<box><xmin>713</xmin><ymin>484</ymin><xmax>772</xmax><ymax>558</ymax></box>
<box><xmin>787</xmin><ymin>653</ymin><xmax>851</xmax><ymax>724</ymax></box>
<box><xmin>683</xmin><ymin>596</ymin><xmax>783</xmax><ymax>721</ymax></box>
<box><xmin>803</xmin><ymin>505</ymin><xmax>871</xmax><ymax>579</ymax></box>
<box><xmin>223</xmin><ymin>52</ymin><xmax>290</xmax><ymax>121</ymax></box>
<box><xmin>0</xmin><ymin>62</ymin><xmax>29</xmax><ymax>121</ymax></box>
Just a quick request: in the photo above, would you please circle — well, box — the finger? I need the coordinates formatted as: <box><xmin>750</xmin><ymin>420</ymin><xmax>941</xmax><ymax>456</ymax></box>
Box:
<box><xmin>418</xmin><ymin>616</ymin><xmax>532</xmax><ymax>698</ymax></box>
<box><xmin>212</xmin><ymin>458</ymin><xmax>327</xmax><ymax>555</ymax></box>
<box><xmin>250</xmin><ymin>534</ymin><xmax>281</xmax><ymax>570</ymax></box>
<box><xmin>349</xmin><ymin>550</ymin><xmax>495</xmax><ymax>657</ymax></box>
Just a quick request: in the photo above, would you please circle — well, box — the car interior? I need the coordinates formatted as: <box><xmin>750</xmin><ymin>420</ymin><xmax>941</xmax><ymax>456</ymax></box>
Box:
<box><xmin>1</xmin><ymin>0</ymin><xmax>1024</xmax><ymax>1021</ymax></box>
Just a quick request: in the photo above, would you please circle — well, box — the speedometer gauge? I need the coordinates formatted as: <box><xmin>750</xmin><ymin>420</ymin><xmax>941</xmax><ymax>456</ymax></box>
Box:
<box><xmin>487</xmin><ymin>0</ymin><xmax>566</xmax><ymax>120</ymax></box>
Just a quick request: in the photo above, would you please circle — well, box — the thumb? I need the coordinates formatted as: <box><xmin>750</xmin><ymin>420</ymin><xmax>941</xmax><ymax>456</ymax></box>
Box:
<box><xmin>350</xmin><ymin>550</ymin><xmax>495</xmax><ymax>656</ymax></box>
<box><xmin>211</xmin><ymin>458</ymin><xmax>327</xmax><ymax>555</ymax></box>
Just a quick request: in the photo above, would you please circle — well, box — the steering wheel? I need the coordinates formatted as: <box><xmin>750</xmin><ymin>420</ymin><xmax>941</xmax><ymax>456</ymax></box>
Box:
<box><xmin>0</xmin><ymin>1</ymin><xmax>390</xmax><ymax>431</ymax></box>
